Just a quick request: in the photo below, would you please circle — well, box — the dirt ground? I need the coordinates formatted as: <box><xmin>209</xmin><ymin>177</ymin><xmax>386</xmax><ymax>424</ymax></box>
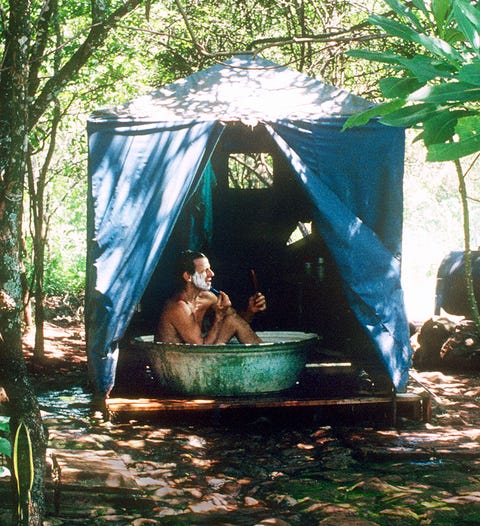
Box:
<box><xmin>9</xmin><ymin>321</ymin><xmax>480</xmax><ymax>525</ymax></box>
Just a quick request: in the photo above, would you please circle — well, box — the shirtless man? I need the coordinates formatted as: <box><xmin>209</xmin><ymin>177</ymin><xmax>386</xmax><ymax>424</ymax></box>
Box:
<box><xmin>155</xmin><ymin>250</ymin><xmax>266</xmax><ymax>344</ymax></box>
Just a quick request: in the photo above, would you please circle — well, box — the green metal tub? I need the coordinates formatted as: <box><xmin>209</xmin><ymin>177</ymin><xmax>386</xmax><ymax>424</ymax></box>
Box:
<box><xmin>134</xmin><ymin>331</ymin><xmax>318</xmax><ymax>396</ymax></box>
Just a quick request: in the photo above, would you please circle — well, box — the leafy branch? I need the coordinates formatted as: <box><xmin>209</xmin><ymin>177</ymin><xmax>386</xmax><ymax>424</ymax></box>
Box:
<box><xmin>343</xmin><ymin>0</ymin><xmax>480</xmax><ymax>327</ymax></box>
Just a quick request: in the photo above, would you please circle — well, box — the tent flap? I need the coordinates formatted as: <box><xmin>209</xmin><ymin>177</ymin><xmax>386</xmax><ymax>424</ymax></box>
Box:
<box><xmin>86</xmin><ymin>120</ymin><xmax>224</xmax><ymax>395</ymax></box>
<box><xmin>265</xmin><ymin>120</ymin><xmax>410</xmax><ymax>390</ymax></box>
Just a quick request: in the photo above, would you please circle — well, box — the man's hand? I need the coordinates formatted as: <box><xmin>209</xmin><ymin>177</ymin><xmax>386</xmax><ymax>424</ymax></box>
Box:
<box><xmin>241</xmin><ymin>292</ymin><xmax>267</xmax><ymax>322</ymax></box>
<box><xmin>212</xmin><ymin>291</ymin><xmax>233</xmax><ymax>319</ymax></box>
<box><xmin>248</xmin><ymin>292</ymin><xmax>267</xmax><ymax>314</ymax></box>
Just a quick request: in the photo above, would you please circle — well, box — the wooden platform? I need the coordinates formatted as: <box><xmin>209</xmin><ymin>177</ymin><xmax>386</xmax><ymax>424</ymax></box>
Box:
<box><xmin>105</xmin><ymin>392</ymin><xmax>431</xmax><ymax>425</ymax></box>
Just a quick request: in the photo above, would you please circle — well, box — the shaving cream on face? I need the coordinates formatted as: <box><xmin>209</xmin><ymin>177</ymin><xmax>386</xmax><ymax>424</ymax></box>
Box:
<box><xmin>192</xmin><ymin>271</ymin><xmax>210</xmax><ymax>291</ymax></box>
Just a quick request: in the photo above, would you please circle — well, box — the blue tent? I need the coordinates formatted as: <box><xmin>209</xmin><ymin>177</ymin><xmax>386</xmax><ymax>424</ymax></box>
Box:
<box><xmin>86</xmin><ymin>54</ymin><xmax>412</xmax><ymax>397</ymax></box>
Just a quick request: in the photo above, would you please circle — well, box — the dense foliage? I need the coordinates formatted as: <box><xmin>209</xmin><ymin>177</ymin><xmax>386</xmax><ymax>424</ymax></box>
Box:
<box><xmin>24</xmin><ymin>0</ymin><xmax>388</xmax><ymax>298</ymax></box>
<box><xmin>343</xmin><ymin>0</ymin><xmax>480</xmax><ymax>323</ymax></box>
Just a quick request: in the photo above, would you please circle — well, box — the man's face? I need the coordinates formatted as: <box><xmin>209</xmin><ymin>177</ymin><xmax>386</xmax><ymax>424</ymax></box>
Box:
<box><xmin>191</xmin><ymin>257</ymin><xmax>214</xmax><ymax>290</ymax></box>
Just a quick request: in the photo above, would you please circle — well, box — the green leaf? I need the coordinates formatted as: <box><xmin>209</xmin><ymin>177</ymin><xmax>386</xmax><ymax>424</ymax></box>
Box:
<box><xmin>13</xmin><ymin>421</ymin><xmax>34</xmax><ymax>521</ymax></box>
<box><xmin>379</xmin><ymin>77</ymin><xmax>424</xmax><ymax>98</ymax></box>
<box><xmin>0</xmin><ymin>437</ymin><xmax>11</xmax><ymax>458</ymax></box>
<box><xmin>0</xmin><ymin>416</ymin><xmax>9</xmax><ymax>433</ymax></box>
<box><xmin>378</xmin><ymin>103</ymin><xmax>438</xmax><ymax>127</ymax></box>
<box><xmin>458</xmin><ymin>62</ymin><xmax>480</xmax><ymax>86</ymax></box>
<box><xmin>368</xmin><ymin>14</ymin><xmax>420</xmax><ymax>42</ymax></box>
<box><xmin>443</xmin><ymin>27</ymin><xmax>467</xmax><ymax>44</ymax></box>
<box><xmin>427</xmin><ymin>134</ymin><xmax>480</xmax><ymax>160</ymax></box>
<box><xmin>414</xmin><ymin>33</ymin><xmax>463</xmax><ymax>64</ymax></box>
<box><xmin>397</xmin><ymin>55</ymin><xmax>455</xmax><ymax>83</ymax></box>
<box><xmin>342</xmin><ymin>100</ymin><xmax>406</xmax><ymax>130</ymax></box>
<box><xmin>346</xmin><ymin>49</ymin><xmax>404</xmax><ymax>66</ymax></box>
<box><xmin>368</xmin><ymin>13</ymin><xmax>463</xmax><ymax>64</ymax></box>
<box><xmin>408</xmin><ymin>82</ymin><xmax>480</xmax><ymax>103</ymax></box>
<box><xmin>427</xmin><ymin>116</ymin><xmax>480</xmax><ymax>160</ymax></box>
<box><xmin>432</xmin><ymin>0</ymin><xmax>452</xmax><ymax>36</ymax></box>
<box><xmin>421</xmin><ymin>110</ymin><xmax>461</xmax><ymax>145</ymax></box>
<box><xmin>456</xmin><ymin>115</ymin><xmax>480</xmax><ymax>136</ymax></box>
<box><xmin>411</xmin><ymin>0</ymin><xmax>430</xmax><ymax>18</ymax></box>
<box><xmin>385</xmin><ymin>0</ymin><xmax>424</xmax><ymax>32</ymax></box>
<box><xmin>452</xmin><ymin>0</ymin><xmax>480</xmax><ymax>50</ymax></box>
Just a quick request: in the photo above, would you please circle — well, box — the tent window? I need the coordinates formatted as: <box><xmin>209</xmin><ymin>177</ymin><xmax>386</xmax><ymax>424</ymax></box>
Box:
<box><xmin>228</xmin><ymin>153</ymin><xmax>273</xmax><ymax>189</ymax></box>
<box><xmin>287</xmin><ymin>222</ymin><xmax>313</xmax><ymax>246</ymax></box>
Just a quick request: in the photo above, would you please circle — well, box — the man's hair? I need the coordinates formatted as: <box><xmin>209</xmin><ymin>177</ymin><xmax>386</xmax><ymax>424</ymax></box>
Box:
<box><xmin>175</xmin><ymin>250</ymin><xmax>207</xmax><ymax>285</ymax></box>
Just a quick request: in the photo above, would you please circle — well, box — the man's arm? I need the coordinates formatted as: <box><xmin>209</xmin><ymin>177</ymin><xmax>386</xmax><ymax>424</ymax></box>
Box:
<box><xmin>162</xmin><ymin>301</ymin><xmax>204</xmax><ymax>344</ymax></box>
<box><xmin>159</xmin><ymin>295</ymin><xmax>232</xmax><ymax>344</ymax></box>
<box><xmin>203</xmin><ymin>292</ymin><xmax>233</xmax><ymax>344</ymax></box>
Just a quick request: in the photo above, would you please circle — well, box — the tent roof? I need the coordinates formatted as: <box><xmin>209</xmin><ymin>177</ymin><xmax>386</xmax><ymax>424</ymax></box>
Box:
<box><xmin>91</xmin><ymin>54</ymin><xmax>375</xmax><ymax>123</ymax></box>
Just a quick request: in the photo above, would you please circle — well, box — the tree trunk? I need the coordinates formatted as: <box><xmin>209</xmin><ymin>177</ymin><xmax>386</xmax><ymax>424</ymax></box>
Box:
<box><xmin>33</xmin><ymin>240</ymin><xmax>45</xmax><ymax>361</ymax></box>
<box><xmin>455</xmin><ymin>158</ymin><xmax>480</xmax><ymax>329</ymax></box>
<box><xmin>19</xmin><ymin>234</ymin><xmax>33</xmax><ymax>329</ymax></box>
<box><xmin>0</xmin><ymin>0</ymin><xmax>152</xmax><ymax>521</ymax></box>
<box><xmin>0</xmin><ymin>1</ymin><xmax>47</xmax><ymax>523</ymax></box>
<box><xmin>0</xmin><ymin>336</ymin><xmax>47</xmax><ymax>525</ymax></box>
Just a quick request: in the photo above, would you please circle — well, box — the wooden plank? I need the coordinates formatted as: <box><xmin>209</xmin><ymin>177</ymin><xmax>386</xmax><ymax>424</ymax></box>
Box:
<box><xmin>106</xmin><ymin>392</ymin><xmax>427</xmax><ymax>419</ymax></box>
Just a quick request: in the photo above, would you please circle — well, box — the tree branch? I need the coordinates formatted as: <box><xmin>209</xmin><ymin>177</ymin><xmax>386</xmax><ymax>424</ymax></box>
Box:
<box><xmin>29</xmin><ymin>0</ymin><xmax>145</xmax><ymax>129</ymax></box>
<box><xmin>28</xmin><ymin>0</ymin><xmax>57</xmax><ymax>98</ymax></box>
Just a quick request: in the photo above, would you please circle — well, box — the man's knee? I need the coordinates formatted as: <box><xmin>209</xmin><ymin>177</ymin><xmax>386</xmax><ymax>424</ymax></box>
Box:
<box><xmin>222</xmin><ymin>311</ymin><xmax>242</xmax><ymax>330</ymax></box>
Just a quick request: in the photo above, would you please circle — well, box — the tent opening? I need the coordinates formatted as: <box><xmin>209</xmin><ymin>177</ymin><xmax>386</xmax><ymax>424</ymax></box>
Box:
<box><xmin>121</xmin><ymin>122</ymin><xmax>384</xmax><ymax>386</ymax></box>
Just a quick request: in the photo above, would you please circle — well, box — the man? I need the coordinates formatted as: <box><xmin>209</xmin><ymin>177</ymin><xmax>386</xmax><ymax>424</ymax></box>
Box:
<box><xmin>155</xmin><ymin>250</ymin><xmax>266</xmax><ymax>344</ymax></box>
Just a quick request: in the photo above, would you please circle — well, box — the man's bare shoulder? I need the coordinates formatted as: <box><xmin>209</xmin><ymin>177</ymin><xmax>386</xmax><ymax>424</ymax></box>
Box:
<box><xmin>161</xmin><ymin>297</ymin><xmax>191</xmax><ymax>318</ymax></box>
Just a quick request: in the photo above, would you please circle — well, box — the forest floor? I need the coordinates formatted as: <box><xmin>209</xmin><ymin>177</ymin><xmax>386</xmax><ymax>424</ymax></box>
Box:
<box><xmin>3</xmin><ymin>319</ymin><xmax>480</xmax><ymax>525</ymax></box>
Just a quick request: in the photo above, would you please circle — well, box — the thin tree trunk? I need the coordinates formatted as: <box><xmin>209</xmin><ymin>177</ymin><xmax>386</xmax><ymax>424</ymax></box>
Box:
<box><xmin>33</xmin><ymin>241</ymin><xmax>45</xmax><ymax>360</ymax></box>
<box><xmin>19</xmin><ymin>216</ymin><xmax>33</xmax><ymax>328</ymax></box>
<box><xmin>455</xmin><ymin>158</ymin><xmax>480</xmax><ymax>328</ymax></box>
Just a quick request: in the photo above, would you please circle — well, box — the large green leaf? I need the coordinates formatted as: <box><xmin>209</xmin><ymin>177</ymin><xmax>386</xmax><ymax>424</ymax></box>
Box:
<box><xmin>379</xmin><ymin>77</ymin><xmax>423</xmax><ymax>98</ymax></box>
<box><xmin>378</xmin><ymin>102</ymin><xmax>438</xmax><ymax>127</ymax></box>
<box><xmin>427</xmin><ymin>115</ymin><xmax>480</xmax><ymax>160</ymax></box>
<box><xmin>397</xmin><ymin>54</ymin><xmax>455</xmax><ymax>83</ymax></box>
<box><xmin>368</xmin><ymin>13</ymin><xmax>462</xmax><ymax>64</ymax></box>
<box><xmin>385</xmin><ymin>0</ymin><xmax>424</xmax><ymax>32</ymax></box>
<box><xmin>0</xmin><ymin>436</ymin><xmax>11</xmax><ymax>458</ymax></box>
<box><xmin>443</xmin><ymin>27</ymin><xmax>471</xmax><ymax>45</ymax></box>
<box><xmin>368</xmin><ymin>14</ymin><xmax>420</xmax><ymax>42</ymax></box>
<box><xmin>458</xmin><ymin>62</ymin><xmax>480</xmax><ymax>86</ymax></box>
<box><xmin>452</xmin><ymin>0</ymin><xmax>480</xmax><ymax>51</ymax></box>
<box><xmin>420</xmin><ymin>110</ymin><xmax>462</xmax><ymax>145</ymax></box>
<box><xmin>342</xmin><ymin>99</ymin><xmax>405</xmax><ymax>130</ymax></box>
<box><xmin>414</xmin><ymin>33</ymin><xmax>463</xmax><ymax>64</ymax></box>
<box><xmin>432</xmin><ymin>0</ymin><xmax>452</xmax><ymax>37</ymax></box>
<box><xmin>408</xmin><ymin>81</ymin><xmax>480</xmax><ymax>103</ymax></box>
<box><xmin>456</xmin><ymin>115</ymin><xmax>480</xmax><ymax>136</ymax></box>
<box><xmin>346</xmin><ymin>49</ymin><xmax>404</xmax><ymax>66</ymax></box>
<box><xmin>427</xmin><ymin>134</ymin><xmax>480</xmax><ymax>160</ymax></box>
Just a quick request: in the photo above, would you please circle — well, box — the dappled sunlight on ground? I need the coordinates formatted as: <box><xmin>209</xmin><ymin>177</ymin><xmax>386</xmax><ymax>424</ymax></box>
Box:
<box><xmin>6</xmin><ymin>320</ymin><xmax>480</xmax><ymax>525</ymax></box>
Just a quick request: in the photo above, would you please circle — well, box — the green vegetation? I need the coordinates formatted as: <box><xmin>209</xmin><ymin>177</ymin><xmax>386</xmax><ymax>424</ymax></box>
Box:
<box><xmin>0</xmin><ymin>416</ymin><xmax>11</xmax><ymax>478</ymax></box>
<box><xmin>343</xmin><ymin>0</ymin><xmax>480</xmax><ymax>326</ymax></box>
<box><xmin>1</xmin><ymin>0</ymin><xmax>479</xmax><ymax>522</ymax></box>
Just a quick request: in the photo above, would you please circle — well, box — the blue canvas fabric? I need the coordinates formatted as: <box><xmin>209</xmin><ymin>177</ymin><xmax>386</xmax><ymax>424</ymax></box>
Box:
<box><xmin>86</xmin><ymin>120</ymin><xmax>224</xmax><ymax>395</ymax></box>
<box><xmin>86</xmin><ymin>56</ymin><xmax>412</xmax><ymax>396</ymax></box>
<box><xmin>266</xmin><ymin>120</ymin><xmax>410</xmax><ymax>390</ymax></box>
